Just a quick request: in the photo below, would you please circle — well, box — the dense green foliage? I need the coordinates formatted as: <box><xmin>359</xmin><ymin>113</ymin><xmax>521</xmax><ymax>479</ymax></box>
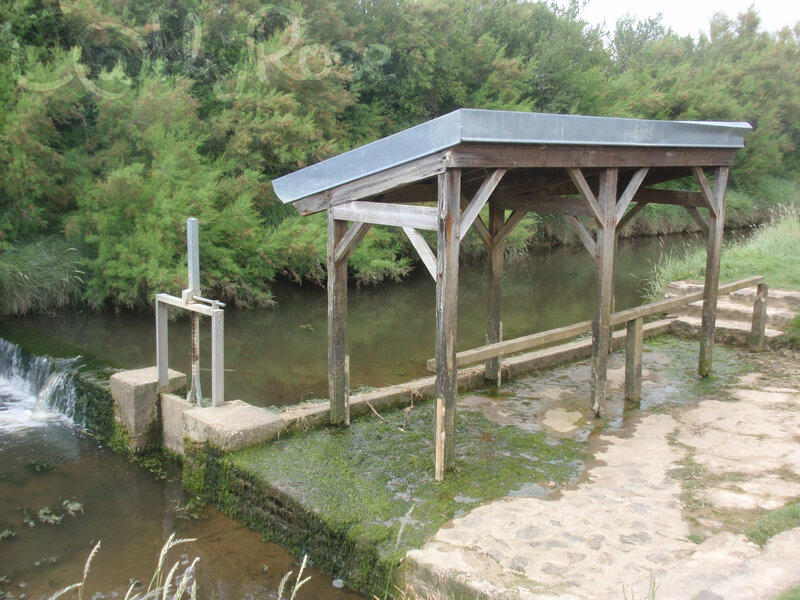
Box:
<box><xmin>2</xmin><ymin>0</ymin><xmax>800</xmax><ymax>312</ymax></box>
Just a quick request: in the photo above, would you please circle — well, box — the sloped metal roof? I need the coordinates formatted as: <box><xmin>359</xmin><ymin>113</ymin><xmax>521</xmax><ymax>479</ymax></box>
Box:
<box><xmin>271</xmin><ymin>109</ymin><xmax>751</xmax><ymax>205</ymax></box>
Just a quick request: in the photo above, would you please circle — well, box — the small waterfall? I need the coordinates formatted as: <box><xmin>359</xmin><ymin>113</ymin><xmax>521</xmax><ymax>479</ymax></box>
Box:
<box><xmin>0</xmin><ymin>338</ymin><xmax>81</xmax><ymax>431</ymax></box>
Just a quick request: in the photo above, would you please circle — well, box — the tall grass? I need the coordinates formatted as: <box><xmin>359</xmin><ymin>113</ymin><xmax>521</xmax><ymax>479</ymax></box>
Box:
<box><xmin>647</xmin><ymin>206</ymin><xmax>800</xmax><ymax>299</ymax></box>
<box><xmin>0</xmin><ymin>239</ymin><xmax>83</xmax><ymax>316</ymax></box>
<box><xmin>46</xmin><ymin>534</ymin><xmax>312</xmax><ymax>600</ymax></box>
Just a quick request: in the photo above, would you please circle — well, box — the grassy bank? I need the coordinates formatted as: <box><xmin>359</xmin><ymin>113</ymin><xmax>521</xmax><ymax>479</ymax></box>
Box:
<box><xmin>648</xmin><ymin>206</ymin><xmax>800</xmax><ymax>298</ymax></box>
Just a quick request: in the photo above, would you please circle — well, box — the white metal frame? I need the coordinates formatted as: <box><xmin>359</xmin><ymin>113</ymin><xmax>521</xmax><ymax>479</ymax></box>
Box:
<box><xmin>155</xmin><ymin>218</ymin><xmax>225</xmax><ymax>406</ymax></box>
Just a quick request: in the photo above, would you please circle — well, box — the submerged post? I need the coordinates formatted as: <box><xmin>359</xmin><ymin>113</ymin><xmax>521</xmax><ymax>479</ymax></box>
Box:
<box><xmin>485</xmin><ymin>204</ymin><xmax>504</xmax><ymax>385</ymax></box>
<box><xmin>327</xmin><ymin>209</ymin><xmax>350</xmax><ymax>425</ymax></box>
<box><xmin>590</xmin><ymin>168</ymin><xmax>618</xmax><ymax>416</ymax></box>
<box><xmin>434</xmin><ymin>169</ymin><xmax>461</xmax><ymax>481</ymax></box>
<box><xmin>697</xmin><ymin>166</ymin><xmax>729</xmax><ymax>376</ymax></box>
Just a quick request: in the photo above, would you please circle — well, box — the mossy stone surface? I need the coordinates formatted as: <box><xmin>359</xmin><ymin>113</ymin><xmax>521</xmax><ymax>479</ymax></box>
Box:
<box><xmin>185</xmin><ymin>400</ymin><xmax>585</xmax><ymax>597</ymax></box>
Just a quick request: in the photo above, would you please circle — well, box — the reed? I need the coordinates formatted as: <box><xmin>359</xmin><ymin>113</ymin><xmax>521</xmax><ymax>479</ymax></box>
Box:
<box><xmin>0</xmin><ymin>239</ymin><xmax>83</xmax><ymax>316</ymax></box>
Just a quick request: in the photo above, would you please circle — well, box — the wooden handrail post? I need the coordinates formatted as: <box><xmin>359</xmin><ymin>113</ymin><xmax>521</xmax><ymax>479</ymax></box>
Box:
<box><xmin>749</xmin><ymin>282</ymin><xmax>768</xmax><ymax>351</ymax></box>
<box><xmin>625</xmin><ymin>317</ymin><xmax>643</xmax><ymax>403</ymax></box>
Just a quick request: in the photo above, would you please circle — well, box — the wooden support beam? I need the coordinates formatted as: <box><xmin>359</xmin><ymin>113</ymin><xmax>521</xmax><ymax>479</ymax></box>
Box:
<box><xmin>449</xmin><ymin>145</ymin><xmax>738</xmax><ymax>169</ymax></box>
<box><xmin>565</xmin><ymin>215</ymin><xmax>597</xmax><ymax>256</ymax></box>
<box><xmin>331</xmin><ymin>201</ymin><xmax>438</xmax><ymax>231</ymax></box>
<box><xmin>334</xmin><ymin>221</ymin><xmax>372</xmax><ymax>263</ymax></box>
<box><xmin>685</xmin><ymin>206</ymin><xmax>709</xmax><ymax>234</ymax></box>
<box><xmin>434</xmin><ymin>168</ymin><xmax>461</xmax><ymax>481</ymax></box>
<box><xmin>625</xmin><ymin>317</ymin><xmax>643</xmax><ymax>403</ymax></box>
<box><xmin>567</xmin><ymin>167</ymin><xmax>603</xmax><ymax>226</ymax></box>
<box><xmin>698</xmin><ymin>166</ymin><xmax>729</xmax><ymax>376</ymax></box>
<box><xmin>634</xmin><ymin>188</ymin><xmax>705</xmax><ymax>208</ymax></box>
<box><xmin>591</xmin><ymin>168</ymin><xmax>618</xmax><ymax>416</ymax></box>
<box><xmin>472</xmin><ymin>216</ymin><xmax>492</xmax><ymax>246</ymax></box>
<box><xmin>403</xmin><ymin>226</ymin><xmax>437</xmax><ymax>280</ymax></box>
<box><xmin>691</xmin><ymin>166</ymin><xmax>719</xmax><ymax>217</ymax></box>
<box><xmin>460</xmin><ymin>194</ymin><xmax>491</xmax><ymax>246</ymax></box>
<box><xmin>749</xmin><ymin>282</ymin><xmax>768</xmax><ymax>351</ymax></box>
<box><xmin>491</xmin><ymin>196</ymin><xmax>591</xmax><ymax>218</ymax></box>
<box><xmin>293</xmin><ymin>152</ymin><xmax>447</xmax><ymax>215</ymax></box>
<box><xmin>327</xmin><ymin>210</ymin><xmax>350</xmax><ymax>425</ymax></box>
<box><xmin>618</xmin><ymin>202</ymin><xmax>645</xmax><ymax>231</ymax></box>
<box><xmin>485</xmin><ymin>204</ymin><xmax>504</xmax><ymax>384</ymax></box>
<box><xmin>615</xmin><ymin>168</ymin><xmax>649</xmax><ymax>224</ymax></box>
<box><xmin>460</xmin><ymin>169</ymin><xmax>506</xmax><ymax>239</ymax></box>
<box><xmin>494</xmin><ymin>210</ymin><xmax>528</xmax><ymax>245</ymax></box>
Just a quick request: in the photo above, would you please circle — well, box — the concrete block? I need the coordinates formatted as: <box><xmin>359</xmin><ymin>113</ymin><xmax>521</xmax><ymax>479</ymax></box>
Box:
<box><xmin>110</xmin><ymin>366</ymin><xmax>185</xmax><ymax>450</ymax></box>
<box><xmin>183</xmin><ymin>400</ymin><xmax>286</xmax><ymax>452</ymax></box>
<box><xmin>161</xmin><ymin>393</ymin><xmax>192</xmax><ymax>455</ymax></box>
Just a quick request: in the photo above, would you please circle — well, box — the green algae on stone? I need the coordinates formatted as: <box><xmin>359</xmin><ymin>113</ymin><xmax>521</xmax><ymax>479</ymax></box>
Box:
<box><xmin>192</xmin><ymin>400</ymin><xmax>585</xmax><ymax>598</ymax></box>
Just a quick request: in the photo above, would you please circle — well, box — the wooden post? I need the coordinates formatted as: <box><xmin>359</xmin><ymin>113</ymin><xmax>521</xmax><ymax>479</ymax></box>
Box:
<box><xmin>625</xmin><ymin>317</ymin><xmax>643</xmax><ymax>403</ymax></box>
<box><xmin>485</xmin><ymin>204</ymin><xmax>504</xmax><ymax>385</ymax></box>
<box><xmin>749</xmin><ymin>282</ymin><xmax>768</xmax><ymax>351</ymax></box>
<box><xmin>698</xmin><ymin>167</ymin><xmax>729</xmax><ymax>376</ymax></box>
<box><xmin>434</xmin><ymin>168</ymin><xmax>461</xmax><ymax>481</ymax></box>
<box><xmin>327</xmin><ymin>209</ymin><xmax>350</xmax><ymax>425</ymax></box>
<box><xmin>591</xmin><ymin>168</ymin><xmax>618</xmax><ymax>416</ymax></box>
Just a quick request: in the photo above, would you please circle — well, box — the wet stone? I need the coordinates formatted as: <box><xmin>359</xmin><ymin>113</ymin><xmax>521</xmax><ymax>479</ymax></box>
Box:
<box><xmin>697</xmin><ymin>591</ymin><xmax>724</xmax><ymax>600</ymax></box>
<box><xmin>619</xmin><ymin>532</ymin><xmax>651</xmax><ymax>545</ymax></box>
<box><xmin>515</xmin><ymin>525</ymin><xmax>543</xmax><ymax>541</ymax></box>
<box><xmin>509</xmin><ymin>556</ymin><xmax>528</xmax><ymax>572</ymax></box>
<box><xmin>567</xmin><ymin>552</ymin><xmax>586</xmax><ymax>565</ymax></box>
<box><xmin>587</xmin><ymin>535</ymin><xmax>605</xmax><ymax>550</ymax></box>
<box><xmin>541</xmin><ymin>562</ymin><xmax>568</xmax><ymax>576</ymax></box>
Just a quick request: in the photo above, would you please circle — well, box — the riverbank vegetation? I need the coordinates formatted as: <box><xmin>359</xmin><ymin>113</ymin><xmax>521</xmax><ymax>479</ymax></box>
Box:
<box><xmin>2</xmin><ymin>1</ymin><xmax>800</xmax><ymax>314</ymax></box>
<box><xmin>648</xmin><ymin>206</ymin><xmax>800</xmax><ymax>298</ymax></box>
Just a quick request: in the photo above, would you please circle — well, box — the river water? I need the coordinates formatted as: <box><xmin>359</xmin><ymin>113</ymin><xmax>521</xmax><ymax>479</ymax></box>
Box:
<box><xmin>0</xmin><ymin>339</ymin><xmax>364</xmax><ymax>599</ymax></box>
<box><xmin>6</xmin><ymin>234</ymin><xmax>699</xmax><ymax>407</ymax></box>
<box><xmin>0</xmin><ymin>234</ymin><xmax>698</xmax><ymax>598</ymax></box>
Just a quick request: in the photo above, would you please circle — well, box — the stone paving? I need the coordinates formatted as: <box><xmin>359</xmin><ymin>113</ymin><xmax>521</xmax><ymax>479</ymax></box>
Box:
<box><xmin>405</xmin><ymin>347</ymin><xmax>800</xmax><ymax>599</ymax></box>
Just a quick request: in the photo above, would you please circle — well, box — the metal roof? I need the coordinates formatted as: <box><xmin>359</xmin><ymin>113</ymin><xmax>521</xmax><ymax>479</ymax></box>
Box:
<box><xmin>272</xmin><ymin>109</ymin><xmax>752</xmax><ymax>204</ymax></box>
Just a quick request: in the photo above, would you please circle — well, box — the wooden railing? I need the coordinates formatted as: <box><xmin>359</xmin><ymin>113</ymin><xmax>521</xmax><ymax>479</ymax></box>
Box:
<box><xmin>427</xmin><ymin>275</ymin><xmax>768</xmax><ymax>401</ymax></box>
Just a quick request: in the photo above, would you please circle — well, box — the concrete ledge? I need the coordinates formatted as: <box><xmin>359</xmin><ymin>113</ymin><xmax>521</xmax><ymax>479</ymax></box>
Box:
<box><xmin>178</xmin><ymin>319</ymin><xmax>674</xmax><ymax>454</ymax></box>
<box><xmin>161</xmin><ymin>393</ymin><xmax>192</xmax><ymax>454</ymax></box>
<box><xmin>110</xmin><ymin>366</ymin><xmax>185</xmax><ymax>450</ymax></box>
<box><xmin>184</xmin><ymin>400</ymin><xmax>286</xmax><ymax>452</ymax></box>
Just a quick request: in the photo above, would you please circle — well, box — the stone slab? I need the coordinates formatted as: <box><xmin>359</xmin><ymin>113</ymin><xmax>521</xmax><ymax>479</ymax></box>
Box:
<box><xmin>110</xmin><ymin>366</ymin><xmax>185</xmax><ymax>450</ymax></box>
<box><xmin>161</xmin><ymin>392</ymin><xmax>193</xmax><ymax>455</ymax></box>
<box><xmin>184</xmin><ymin>400</ymin><xmax>286</xmax><ymax>452</ymax></box>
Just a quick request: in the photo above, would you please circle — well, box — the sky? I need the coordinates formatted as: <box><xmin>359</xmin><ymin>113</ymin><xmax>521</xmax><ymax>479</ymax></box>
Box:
<box><xmin>558</xmin><ymin>0</ymin><xmax>800</xmax><ymax>37</ymax></box>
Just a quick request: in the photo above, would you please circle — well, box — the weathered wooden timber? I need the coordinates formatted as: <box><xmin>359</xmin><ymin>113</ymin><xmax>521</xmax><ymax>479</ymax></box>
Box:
<box><xmin>271</xmin><ymin>109</ymin><xmax>750</xmax><ymax>479</ymax></box>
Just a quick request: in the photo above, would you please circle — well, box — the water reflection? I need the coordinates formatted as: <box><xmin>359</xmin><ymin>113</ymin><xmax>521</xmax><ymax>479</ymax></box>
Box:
<box><xmin>11</xmin><ymin>235</ymin><xmax>700</xmax><ymax>407</ymax></box>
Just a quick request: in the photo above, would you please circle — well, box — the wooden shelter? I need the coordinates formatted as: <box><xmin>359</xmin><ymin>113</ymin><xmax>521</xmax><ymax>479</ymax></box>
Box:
<box><xmin>272</xmin><ymin>109</ymin><xmax>751</xmax><ymax>480</ymax></box>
